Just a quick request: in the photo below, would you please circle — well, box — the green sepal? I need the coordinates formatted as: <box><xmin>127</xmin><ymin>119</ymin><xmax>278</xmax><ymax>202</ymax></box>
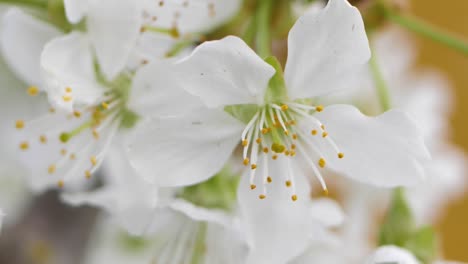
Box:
<box><xmin>224</xmin><ymin>104</ymin><xmax>259</xmax><ymax>124</ymax></box>
<box><xmin>404</xmin><ymin>226</ymin><xmax>437</xmax><ymax>263</ymax></box>
<box><xmin>119</xmin><ymin>108</ymin><xmax>139</xmax><ymax>129</ymax></box>
<box><xmin>178</xmin><ymin>166</ymin><xmax>240</xmax><ymax>211</ymax></box>
<box><xmin>264</xmin><ymin>56</ymin><xmax>288</xmax><ymax>104</ymax></box>
<box><xmin>378</xmin><ymin>188</ymin><xmax>415</xmax><ymax>246</ymax></box>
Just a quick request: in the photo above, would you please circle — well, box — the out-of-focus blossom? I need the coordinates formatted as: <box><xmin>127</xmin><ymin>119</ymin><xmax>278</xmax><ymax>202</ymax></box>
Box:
<box><xmin>365</xmin><ymin>245</ymin><xmax>465</xmax><ymax>264</ymax></box>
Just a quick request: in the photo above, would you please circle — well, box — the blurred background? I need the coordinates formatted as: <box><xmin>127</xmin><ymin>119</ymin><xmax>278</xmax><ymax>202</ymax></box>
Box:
<box><xmin>411</xmin><ymin>0</ymin><xmax>468</xmax><ymax>261</ymax></box>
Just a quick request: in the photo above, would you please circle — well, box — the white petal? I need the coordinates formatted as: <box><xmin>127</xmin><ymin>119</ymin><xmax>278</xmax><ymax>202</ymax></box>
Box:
<box><xmin>311</xmin><ymin>105</ymin><xmax>430</xmax><ymax>187</ymax></box>
<box><xmin>0</xmin><ymin>8</ymin><xmax>61</xmax><ymax>86</ymax></box>
<box><xmin>284</xmin><ymin>0</ymin><xmax>370</xmax><ymax>99</ymax></box>
<box><xmin>142</xmin><ymin>0</ymin><xmax>241</xmax><ymax>34</ymax></box>
<box><xmin>169</xmin><ymin>199</ymin><xmax>233</xmax><ymax>227</ymax></box>
<box><xmin>178</xmin><ymin>36</ymin><xmax>275</xmax><ymax>108</ymax></box>
<box><xmin>127</xmin><ymin>109</ymin><xmax>244</xmax><ymax>187</ymax></box>
<box><xmin>40</xmin><ymin>32</ymin><xmax>106</xmax><ymax>112</ymax></box>
<box><xmin>309</xmin><ymin>198</ymin><xmax>345</xmax><ymax>228</ymax></box>
<box><xmin>406</xmin><ymin>146</ymin><xmax>467</xmax><ymax>223</ymax></box>
<box><xmin>238</xmin><ymin>156</ymin><xmax>314</xmax><ymax>264</ymax></box>
<box><xmin>64</xmin><ymin>0</ymin><xmax>89</xmax><ymax>23</ymax></box>
<box><xmin>365</xmin><ymin>246</ymin><xmax>420</xmax><ymax>264</ymax></box>
<box><xmin>128</xmin><ymin>59</ymin><xmax>205</xmax><ymax>118</ymax></box>
<box><xmin>87</xmin><ymin>0</ymin><xmax>142</xmax><ymax>80</ymax></box>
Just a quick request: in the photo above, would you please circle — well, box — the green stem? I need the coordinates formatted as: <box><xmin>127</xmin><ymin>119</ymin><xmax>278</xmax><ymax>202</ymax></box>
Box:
<box><xmin>369</xmin><ymin>49</ymin><xmax>392</xmax><ymax>112</ymax></box>
<box><xmin>383</xmin><ymin>7</ymin><xmax>468</xmax><ymax>55</ymax></box>
<box><xmin>0</xmin><ymin>0</ymin><xmax>47</xmax><ymax>8</ymax></box>
<box><xmin>256</xmin><ymin>0</ymin><xmax>273</xmax><ymax>58</ymax></box>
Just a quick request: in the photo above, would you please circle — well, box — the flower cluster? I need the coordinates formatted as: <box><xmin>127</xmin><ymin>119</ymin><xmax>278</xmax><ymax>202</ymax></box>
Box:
<box><xmin>0</xmin><ymin>0</ymin><xmax>466</xmax><ymax>263</ymax></box>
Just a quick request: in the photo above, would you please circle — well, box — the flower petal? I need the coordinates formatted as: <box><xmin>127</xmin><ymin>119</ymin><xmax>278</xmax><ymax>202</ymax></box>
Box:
<box><xmin>128</xmin><ymin>59</ymin><xmax>205</xmax><ymax>118</ymax></box>
<box><xmin>142</xmin><ymin>0</ymin><xmax>241</xmax><ymax>34</ymax></box>
<box><xmin>127</xmin><ymin>109</ymin><xmax>244</xmax><ymax>187</ymax></box>
<box><xmin>0</xmin><ymin>8</ymin><xmax>61</xmax><ymax>86</ymax></box>
<box><xmin>311</xmin><ymin>105</ymin><xmax>430</xmax><ymax>187</ymax></box>
<box><xmin>284</xmin><ymin>0</ymin><xmax>370</xmax><ymax>99</ymax></box>
<box><xmin>178</xmin><ymin>36</ymin><xmax>275</xmax><ymax>108</ymax></box>
<box><xmin>64</xmin><ymin>0</ymin><xmax>89</xmax><ymax>23</ymax></box>
<box><xmin>238</xmin><ymin>156</ymin><xmax>314</xmax><ymax>264</ymax></box>
<box><xmin>87</xmin><ymin>0</ymin><xmax>142</xmax><ymax>80</ymax></box>
<box><xmin>365</xmin><ymin>246</ymin><xmax>420</xmax><ymax>264</ymax></box>
<box><xmin>40</xmin><ymin>32</ymin><xmax>106</xmax><ymax>112</ymax></box>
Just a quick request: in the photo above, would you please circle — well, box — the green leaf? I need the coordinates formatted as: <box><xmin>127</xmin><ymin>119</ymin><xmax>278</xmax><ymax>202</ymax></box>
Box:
<box><xmin>404</xmin><ymin>226</ymin><xmax>437</xmax><ymax>263</ymax></box>
<box><xmin>378</xmin><ymin>188</ymin><xmax>415</xmax><ymax>246</ymax></box>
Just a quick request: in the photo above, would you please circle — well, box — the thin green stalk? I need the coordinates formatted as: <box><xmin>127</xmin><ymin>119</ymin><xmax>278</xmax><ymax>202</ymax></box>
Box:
<box><xmin>256</xmin><ymin>0</ymin><xmax>273</xmax><ymax>58</ymax></box>
<box><xmin>369</xmin><ymin>50</ymin><xmax>392</xmax><ymax>112</ymax></box>
<box><xmin>383</xmin><ymin>7</ymin><xmax>468</xmax><ymax>56</ymax></box>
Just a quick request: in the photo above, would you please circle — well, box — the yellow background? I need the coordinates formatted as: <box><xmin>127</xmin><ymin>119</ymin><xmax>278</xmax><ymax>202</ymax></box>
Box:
<box><xmin>410</xmin><ymin>0</ymin><xmax>468</xmax><ymax>261</ymax></box>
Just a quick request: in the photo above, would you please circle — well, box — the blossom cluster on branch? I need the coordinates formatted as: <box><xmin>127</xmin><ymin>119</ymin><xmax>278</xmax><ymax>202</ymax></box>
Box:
<box><xmin>0</xmin><ymin>0</ymin><xmax>466</xmax><ymax>263</ymax></box>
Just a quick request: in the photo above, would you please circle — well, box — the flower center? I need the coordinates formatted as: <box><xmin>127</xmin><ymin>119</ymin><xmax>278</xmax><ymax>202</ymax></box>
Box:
<box><xmin>240</xmin><ymin>102</ymin><xmax>344</xmax><ymax>201</ymax></box>
<box><xmin>15</xmin><ymin>85</ymin><xmax>136</xmax><ymax>188</ymax></box>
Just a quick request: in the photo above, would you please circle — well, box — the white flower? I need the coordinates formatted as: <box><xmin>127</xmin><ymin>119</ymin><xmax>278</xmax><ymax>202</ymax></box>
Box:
<box><xmin>365</xmin><ymin>246</ymin><xmax>421</xmax><ymax>264</ymax></box>
<box><xmin>128</xmin><ymin>0</ymin><xmax>429</xmax><ymax>194</ymax></box>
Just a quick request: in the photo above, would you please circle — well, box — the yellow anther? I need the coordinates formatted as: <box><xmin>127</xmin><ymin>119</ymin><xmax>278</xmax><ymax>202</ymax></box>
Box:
<box><xmin>242</xmin><ymin>140</ymin><xmax>248</xmax><ymax>147</ymax></box>
<box><xmin>256</xmin><ymin>138</ymin><xmax>262</xmax><ymax>144</ymax></box>
<box><xmin>271</xmin><ymin>143</ymin><xmax>286</xmax><ymax>153</ymax></box>
<box><xmin>316</xmin><ymin>105</ymin><xmax>324</xmax><ymax>112</ymax></box>
<box><xmin>292</xmin><ymin>134</ymin><xmax>298</xmax><ymax>140</ymax></box>
<box><xmin>261</xmin><ymin>128</ymin><xmax>270</xmax><ymax>134</ymax></box>
<box><xmin>250</xmin><ymin>184</ymin><xmax>256</xmax><ymax>190</ymax></box>
<box><xmin>39</xmin><ymin>135</ymin><xmax>47</xmax><ymax>144</ymax></box>
<box><xmin>85</xmin><ymin>170</ymin><xmax>91</xmax><ymax>179</ymax></box>
<box><xmin>289</xmin><ymin>120</ymin><xmax>296</xmax><ymax>126</ymax></box>
<box><xmin>60</xmin><ymin>149</ymin><xmax>67</xmax><ymax>156</ymax></box>
<box><xmin>101</xmin><ymin>102</ymin><xmax>109</xmax><ymax>109</ymax></box>
<box><xmin>48</xmin><ymin>165</ymin><xmax>56</xmax><ymax>174</ymax></box>
<box><xmin>291</xmin><ymin>195</ymin><xmax>298</xmax><ymax>201</ymax></box>
<box><xmin>290</xmin><ymin>151</ymin><xmax>296</xmax><ymax>157</ymax></box>
<box><xmin>65</xmin><ymin>87</ymin><xmax>72</xmax><ymax>93</ymax></box>
<box><xmin>259</xmin><ymin>194</ymin><xmax>266</xmax><ymax>200</ymax></box>
<box><xmin>338</xmin><ymin>152</ymin><xmax>344</xmax><ymax>159</ymax></box>
<box><xmin>323</xmin><ymin>188</ymin><xmax>329</xmax><ymax>196</ymax></box>
<box><xmin>73</xmin><ymin>111</ymin><xmax>81</xmax><ymax>118</ymax></box>
<box><xmin>318</xmin><ymin>158</ymin><xmax>326</xmax><ymax>168</ymax></box>
<box><xmin>311</xmin><ymin>130</ymin><xmax>318</xmax><ymax>135</ymax></box>
<box><xmin>284</xmin><ymin>130</ymin><xmax>289</xmax><ymax>136</ymax></box>
<box><xmin>322</xmin><ymin>132</ymin><xmax>328</xmax><ymax>138</ymax></box>
<box><xmin>251</xmin><ymin>164</ymin><xmax>257</xmax><ymax>170</ymax></box>
<box><xmin>243</xmin><ymin>158</ymin><xmax>250</xmax><ymax>166</ymax></box>
<box><xmin>281</xmin><ymin>104</ymin><xmax>289</xmax><ymax>111</ymax></box>
<box><xmin>291</xmin><ymin>144</ymin><xmax>296</xmax><ymax>150</ymax></box>
<box><xmin>90</xmin><ymin>156</ymin><xmax>97</xmax><ymax>166</ymax></box>
<box><xmin>62</xmin><ymin>95</ymin><xmax>72</xmax><ymax>102</ymax></box>
<box><xmin>272</xmin><ymin>155</ymin><xmax>278</xmax><ymax>160</ymax></box>
<box><xmin>321</xmin><ymin>125</ymin><xmax>325</xmax><ymax>130</ymax></box>
<box><xmin>15</xmin><ymin>120</ymin><xmax>25</xmax><ymax>129</ymax></box>
<box><xmin>70</xmin><ymin>153</ymin><xmax>76</xmax><ymax>160</ymax></box>
<box><xmin>19</xmin><ymin>141</ymin><xmax>29</xmax><ymax>150</ymax></box>
<box><xmin>57</xmin><ymin>180</ymin><xmax>64</xmax><ymax>188</ymax></box>
<box><xmin>27</xmin><ymin>86</ymin><xmax>39</xmax><ymax>96</ymax></box>
<box><xmin>263</xmin><ymin>147</ymin><xmax>269</xmax><ymax>153</ymax></box>
<box><xmin>285</xmin><ymin>150</ymin><xmax>290</xmax><ymax>156</ymax></box>
<box><xmin>92</xmin><ymin>129</ymin><xmax>100</xmax><ymax>139</ymax></box>
<box><xmin>267</xmin><ymin>176</ymin><xmax>272</xmax><ymax>183</ymax></box>
<box><xmin>285</xmin><ymin>180</ymin><xmax>292</xmax><ymax>187</ymax></box>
